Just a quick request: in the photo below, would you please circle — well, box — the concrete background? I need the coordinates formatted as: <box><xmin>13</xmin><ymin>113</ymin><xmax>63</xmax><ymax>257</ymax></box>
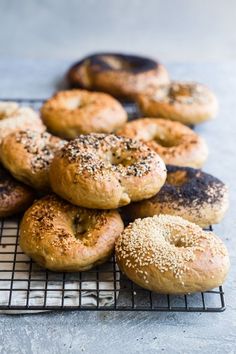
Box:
<box><xmin>1</xmin><ymin>0</ymin><xmax>236</xmax><ymax>61</ymax></box>
<box><xmin>0</xmin><ymin>1</ymin><xmax>236</xmax><ymax>353</ymax></box>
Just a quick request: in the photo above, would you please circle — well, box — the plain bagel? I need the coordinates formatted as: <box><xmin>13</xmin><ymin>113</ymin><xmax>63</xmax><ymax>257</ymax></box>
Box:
<box><xmin>41</xmin><ymin>89</ymin><xmax>127</xmax><ymax>139</ymax></box>
<box><xmin>117</xmin><ymin>118</ymin><xmax>208</xmax><ymax>168</ymax></box>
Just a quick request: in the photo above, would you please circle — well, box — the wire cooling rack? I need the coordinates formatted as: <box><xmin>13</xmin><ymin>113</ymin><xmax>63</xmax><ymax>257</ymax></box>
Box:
<box><xmin>0</xmin><ymin>98</ymin><xmax>226</xmax><ymax>312</ymax></box>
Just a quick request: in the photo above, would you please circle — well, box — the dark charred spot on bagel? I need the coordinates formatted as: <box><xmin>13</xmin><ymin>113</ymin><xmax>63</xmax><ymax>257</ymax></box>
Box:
<box><xmin>150</xmin><ymin>165</ymin><xmax>226</xmax><ymax>208</ymax></box>
<box><xmin>69</xmin><ymin>53</ymin><xmax>158</xmax><ymax>76</ymax></box>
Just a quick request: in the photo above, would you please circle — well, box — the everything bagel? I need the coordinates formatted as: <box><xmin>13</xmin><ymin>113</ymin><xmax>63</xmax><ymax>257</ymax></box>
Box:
<box><xmin>0</xmin><ymin>130</ymin><xmax>66</xmax><ymax>190</ymax></box>
<box><xmin>117</xmin><ymin>118</ymin><xmax>208</xmax><ymax>168</ymax></box>
<box><xmin>49</xmin><ymin>133</ymin><xmax>167</xmax><ymax>209</ymax></box>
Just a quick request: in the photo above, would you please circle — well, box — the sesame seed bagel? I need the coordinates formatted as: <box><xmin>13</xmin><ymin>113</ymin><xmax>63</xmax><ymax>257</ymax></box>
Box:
<box><xmin>117</xmin><ymin>118</ymin><xmax>208</xmax><ymax>168</ymax></box>
<box><xmin>136</xmin><ymin>81</ymin><xmax>218</xmax><ymax>125</ymax></box>
<box><xmin>67</xmin><ymin>53</ymin><xmax>169</xmax><ymax>99</ymax></box>
<box><xmin>49</xmin><ymin>133</ymin><xmax>167</xmax><ymax>209</ymax></box>
<box><xmin>0</xmin><ymin>130</ymin><xmax>66</xmax><ymax>190</ymax></box>
<box><xmin>20</xmin><ymin>195</ymin><xmax>124</xmax><ymax>272</ymax></box>
<box><xmin>122</xmin><ymin>165</ymin><xmax>229</xmax><ymax>228</ymax></box>
<box><xmin>116</xmin><ymin>215</ymin><xmax>230</xmax><ymax>294</ymax></box>
<box><xmin>0</xmin><ymin>165</ymin><xmax>35</xmax><ymax>218</ymax></box>
<box><xmin>0</xmin><ymin>102</ymin><xmax>45</xmax><ymax>143</ymax></box>
<box><xmin>41</xmin><ymin>89</ymin><xmax>127</xmax><ymax>139</ymax></box>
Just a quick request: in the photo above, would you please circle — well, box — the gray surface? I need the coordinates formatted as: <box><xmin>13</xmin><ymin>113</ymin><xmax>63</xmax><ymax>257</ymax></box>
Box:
<box><xmin>1</xmin><ymin>0</ymin><xmax>236</xmax><ymax>61</ymax></box>
<box><xmin>0</xmin><ymin>60</ymin><xmax>235</xmax><ymax>354</ymax></box>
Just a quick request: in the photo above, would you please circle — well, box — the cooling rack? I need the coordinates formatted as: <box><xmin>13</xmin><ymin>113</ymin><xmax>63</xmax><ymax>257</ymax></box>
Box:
<box><xmin>0</xmin><ymin>98</ymin><xmax>226</xmax><ymax>312</ymax></box>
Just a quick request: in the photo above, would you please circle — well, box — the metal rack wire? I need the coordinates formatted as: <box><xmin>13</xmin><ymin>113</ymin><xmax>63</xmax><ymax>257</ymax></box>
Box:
<box><xmin>0</xmin><ymin>99</ymin><xmax>226</xmax><ymax>312</ymax></box>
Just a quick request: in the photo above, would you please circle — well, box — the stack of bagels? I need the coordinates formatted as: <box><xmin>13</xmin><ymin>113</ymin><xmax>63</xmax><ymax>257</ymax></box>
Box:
<box><xmin>0</xmin><ymin>53</ymin><xmax>230</xmax><ymax>295</ymax></box>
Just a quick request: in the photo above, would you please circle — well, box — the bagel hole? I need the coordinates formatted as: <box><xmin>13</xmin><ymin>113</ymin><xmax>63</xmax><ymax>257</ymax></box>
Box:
<box><xmin>73</xmin><ymin>215</ymin><xmax>88</xmax><ymax>238</ymax></box>
<box><xmin>169</xmin><ymin>238</ymin><xmax>187</xmax><ymax>248</ymax></box>
<box><xmin>174</xmin><ymin>240</ymin><xmax>186</xmax><ymax>248</ymax></box>
<box><xmin>65</xmin><ymin>98</ymin><xmax>87</xmax><ymax>110</ymax></box>
<box><xmin>73</xmin><ymin>214</ymin><xmax>100</xmax><ymax>247</ymax></box>
<box><xmin>154</xmin><ymin>136</ymin><xmax>180</xmax><ymax>148</ymax></box>
<box><xmin>100</xmin><ymin>56</ymin><xmax>127</xmax><ymax>70</ymax></box>
<box><xmin>166</xmin><ymin>171</ymin><xmax>188</xmax><ymax>186</ymax></box>
<box><xmin>111</xmin><ymin>157</ymin><xmax>133</xmax><ymax>167</ymax></box>
<box><xmin>105</xmin><ymin>152</ymin><xmax>134</xmax><ymax>167</ymax></box>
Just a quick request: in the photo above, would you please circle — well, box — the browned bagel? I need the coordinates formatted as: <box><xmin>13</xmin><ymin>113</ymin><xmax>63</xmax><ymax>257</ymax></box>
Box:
<box><xmin>0</xmin><ymin>102</ymin><xmax>45</xmax><ymax>143</ymax></box>
<box><xmin>122</xmin><ymin>165</ymin><xmax>229</xmax><ymax>227</ymax></box>
<box><xmin>117</xmin><ymin>118</ymin><xmax>208</xmax><ymax>168</ymax></box>
<box><xmin>0</xmin><ymin>130</ymin><xmax>66</xmax><ymax>190</ymax></box>
<box><xmin>0</xmin><ymin>165</ymin><xmax>35</xmax><ymax>217</ymax></box>
<box><xmin>49</xmin><ymin>133</ymin><xmax>167</xmax><ymax>209</ymax></box>
<box><xmin>116</xmin><ymin>215</ymin><xmax>230</xmax><ymax>294</ymax></box>
<box><xmin>136</xmin><ymin>81</ymin><xmax>218</xmax><ymax>124</ymax></box>
<box><xmin>41</xmin><ymin>90</ymin><xmax>127</xmax><ymax>139</ymax></box>
<box><xmin>67</xmin><ymin>53</ymin><xmax>169</xmax><ymax>99</ymax></box>
<box><xmin>20</xmin><ymin>195</ymin><xmax>124</xmax><ymax>272</ymax></box>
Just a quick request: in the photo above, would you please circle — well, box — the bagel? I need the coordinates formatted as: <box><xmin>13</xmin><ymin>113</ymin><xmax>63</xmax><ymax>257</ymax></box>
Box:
<box><xmin>115</xmin><ymin>215</ymin><xmax>230</xmax><ymax>294</ymax></box>
<box><xmin>41</xmin><ymin>90</ymin><xmax>127</xmax><ymax>139</ymax></box>
<box><xmin>0</xmin><ymin>101</ymin><xmax>19</xmax><ymax>118</ymax></box>
<box><xmin>136</xmin><ymin>81</ymin><xmax>218</xmax><ymax>125</ymax></box>
<box><xmin>0</xmin><ymin>102</ymin><xmax>45</xmax><ymax>143</ymax></box>
<box><xmin>49</xmin><ymin>133</ymin><xmax>167</xmax><ymax>209</ymax></box>
<box><xmin>122</xmin><ymin>165</ymin><xmax>229</xmax><ymax>227</ymax></box>
<box><xmin>0</xmin><ymin>130</ymin><xmax>66</xmax><ymax>190</ymax></box>
<box><xmin>0</xmin><ymin>165</ymin><xmax>35</xmax><ymax>217</ymax></box>
<box><xmin>117</xmin><ymin>118</ymin><xmax>208</xmax><ymax>168</ymax></box>
<box><xmin>67</xmin><ymin>53</ymin><xmax>169</xmax><ymax>99</ymax></box>
<box><xmin>19</xmin><ymin>195</ymin><xmax>124</xmax><ymax>272</ymax></box>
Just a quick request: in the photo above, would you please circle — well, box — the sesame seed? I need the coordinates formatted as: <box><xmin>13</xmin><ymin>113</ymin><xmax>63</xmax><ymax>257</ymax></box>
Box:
<box><xmin>116</xmin><ymin>214</ymin><xmax>226</xmax><ymax>279</ymax></box>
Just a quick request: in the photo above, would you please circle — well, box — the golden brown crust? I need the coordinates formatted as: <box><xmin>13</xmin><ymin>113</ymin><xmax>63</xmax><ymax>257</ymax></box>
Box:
<box><xmin>122</xmin><ymin>165</ymin><xmax>229</xmax><ymax>227</ymax></box>
<box><xmin>136</xmin><ymin>81</ymin><xmax>218</xmax><ymax>125</ymax></box>
<box><xmin>49</xmin><ymin>133</ymin><xmax>167</xmax><ymax>209</ymax></box>
<box><xmin>115</xmin><ymin>215</ymin><xmax>230</xmax><ymax>294</ymax></box>
<box><xmin>117</xmin><ymin>118</ymin><xmax>208</xmax><ymax>168</ymax></box>
<box><xmin>20</xmin><ymin>195</ymin><xmax>124</xmax><ymax>272</ymax></box>
<box><xmin>41</xmin><ymin>90</ymin><xmax>127</xmax><ymax>139</ymax></box>
<box><xmin>0</xmin><ymin>165</ymin><xmax>35</xmax><ymax>217</ymax></box>
<box><xmin>0</xmin><ymin>130</ymin><xmax>66</xmax><ymax>190</ymax></box>
<box><xmin>67</xmin><ymin>53</ymin><xmax>170</xmax><ymax>99</ymax></box>
<box><xmin>0</xmin><ymin>102</ymin><xmax>45</xmax><ymax>143</ymax></box>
